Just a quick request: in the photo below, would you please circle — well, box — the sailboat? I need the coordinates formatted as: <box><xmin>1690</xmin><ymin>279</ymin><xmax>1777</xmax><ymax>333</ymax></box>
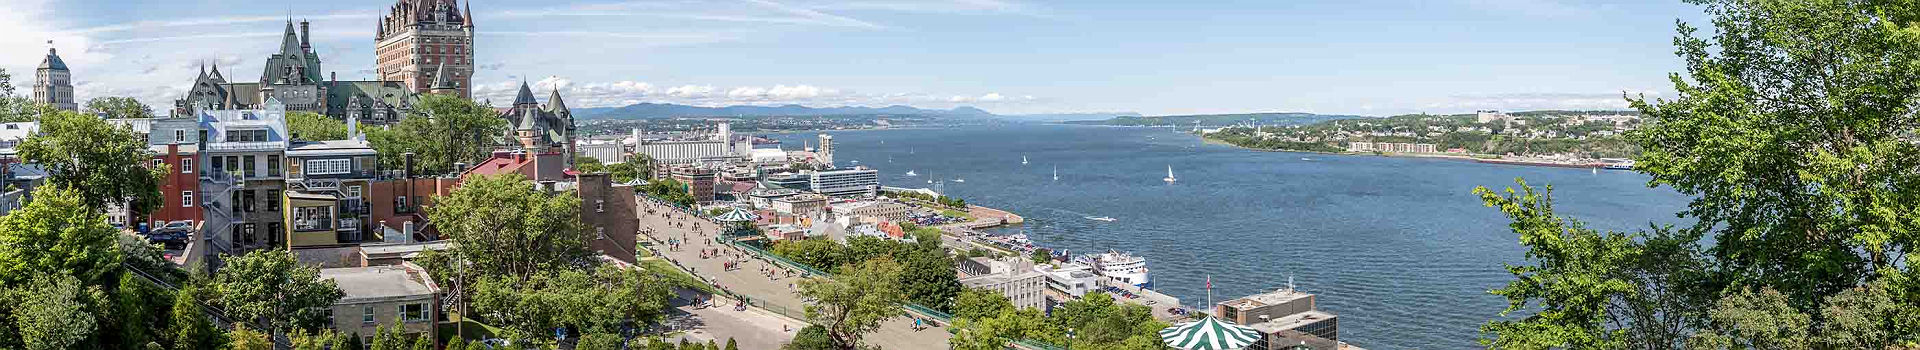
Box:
<box><xmin>1163</xmin><ymin>165</ymin><xmax>1177</xmax><ymax>183</ymax></box>
<box><xmin>927</xmin><ymin>171</ymin><xmax>935</xmax><ymax>184</ymax></box>
<box><xmin>1022</xmin><ymin>156</ymin><xmax>1029</xmax><ymax>165</ymax></box>
<box><xmin>953</xmin><ymin>177</ymin><xmax>966</xmax><ymax>183</ymax></box>
<box><xmin>1052</xmin><ymin>166</ymin><xmax>1059</xmax><ymax>181</ymax></box>
<box><xmin>905</xmin><ymin>170</ymin><xmax>918</xmax><ymax>177</ymax></box>
<box><xmin>1591</xmin><ymin>167</ymin><xmax>1599</xmax><ymax>174</ymax></box>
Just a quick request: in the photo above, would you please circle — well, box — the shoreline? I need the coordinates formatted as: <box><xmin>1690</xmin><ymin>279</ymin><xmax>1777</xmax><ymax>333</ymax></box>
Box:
<box><xmin>1199</xmin><ymin>135</ymin><xmax>1619</xmax><ymax>169</ymax></box>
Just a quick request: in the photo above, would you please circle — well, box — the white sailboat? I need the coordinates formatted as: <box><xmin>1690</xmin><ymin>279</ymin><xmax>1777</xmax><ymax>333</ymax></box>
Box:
<box><xmin>927</xmin><ymin>171</ymin><xmax>935</xmax><ymax>184</ymax></box>
<box><xmin>905</xmin><ymin>170</ymin><xmax>918</xmax><ymax>177</ymax></box>
<box><xmin>1163</xmin><ymin>165</ymin><xmax>1177</xmax><ymax>183</ymax></box>
<box><xmin>953</xmin><ymin>178</ymin><xmax>966</xmax><ymax>183</ymax></box>
<box><xmin>1052</xmin><ymin>166</ymin><xmax>1059</xmax><ymax>181</ymax></box>
<box><xmin>1022</xmin><ymin>155</ymin><xmax>1029</xmax><ymax>165</ymax></box>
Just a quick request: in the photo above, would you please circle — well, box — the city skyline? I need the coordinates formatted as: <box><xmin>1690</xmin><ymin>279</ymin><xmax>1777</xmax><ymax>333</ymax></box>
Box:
<box><xmin>3</xmin><ymin>0</ymin><xmax>1709</xmax><ymax>116</ymax></box>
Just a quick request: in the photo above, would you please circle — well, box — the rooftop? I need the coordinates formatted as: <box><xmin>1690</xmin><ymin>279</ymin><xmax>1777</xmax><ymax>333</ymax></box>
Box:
<box><xmin>1221</xmin><ymin>288</ymin><xmax>1314</xmax><ymax>310</ymax></box>
<box><xmin>320</xmin><ymin>266</ymin><xmax>438</xmax><ymax>302</ymax></box>
<box><xmin>1245</xmin><ymin>310</ymin><xmax>1338</xmax><ymax>333</ymax></box>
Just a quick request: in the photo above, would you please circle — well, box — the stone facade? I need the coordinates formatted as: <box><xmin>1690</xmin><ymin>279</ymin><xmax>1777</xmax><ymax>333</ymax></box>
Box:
<box><xmin>33</xmin><ymin>48</ymin><xmax>76</xmax><ymax>112</ymax></box>
<box><xmin>173</xmin><ymin>20</ymin><xmax>415</xmax><ymax>124</ymax></box>
<box><xmin>377</xmin><ymin>0</ymin><xmax>475</xmax><ymax>98</ymax></box>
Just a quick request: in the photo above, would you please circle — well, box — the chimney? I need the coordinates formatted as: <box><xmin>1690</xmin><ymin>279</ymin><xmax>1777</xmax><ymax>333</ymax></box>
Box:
<box><xmin>299</xmin><ymin>20</ymin><xmax>310</xmax><ymax>49</ymax></box>
<box><xmin>403</xmin><ymin>152</ymin><xmax>416</xmax><ymax>179</ymax></box>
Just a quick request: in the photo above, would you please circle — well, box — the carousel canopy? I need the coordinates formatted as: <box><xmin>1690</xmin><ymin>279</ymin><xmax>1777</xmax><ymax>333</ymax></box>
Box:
<box><xmin>713</xmin><ymin>207</ymin><xmax>760</xmax><ymax>223</ymax></box>
<box><xmin>1159</xmin><ymin>316</ymin><xmax>1263</xmax><ymax>350</ymax></box>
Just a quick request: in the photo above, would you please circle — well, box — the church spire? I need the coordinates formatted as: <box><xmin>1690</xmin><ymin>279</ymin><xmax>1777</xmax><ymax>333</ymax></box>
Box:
<box><xmin>545</xmin><ymin>87</ymin><xmax>569</xmax><ymax>115</ymax></box>
<box><xmin>513</xmin><ymin>80</ymin><xmax>537</xmax><ymax>106</ymax></box>
<box><xmin>463</xmin><ymin>1</ymin><xmax>474</xmax><ymax>27</ymax></box>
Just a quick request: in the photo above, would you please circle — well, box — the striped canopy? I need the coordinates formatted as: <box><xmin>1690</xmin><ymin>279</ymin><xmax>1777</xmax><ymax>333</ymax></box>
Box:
<box><xmin>1159</xmin><ymin>316</ymin><xmax>1263</xmax><ymax>350</ymax></box>
<box><xmin>713</xmin><ymin>207</ymin><xmax>760</xmax><ymax>223</ymax></box>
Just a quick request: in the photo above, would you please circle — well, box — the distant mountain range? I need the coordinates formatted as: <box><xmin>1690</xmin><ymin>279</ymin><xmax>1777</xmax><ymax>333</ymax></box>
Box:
<box><xmin>1065</xmin><ymin>112</ymin><xmax>1371</xmax><ymax>127</ymax></box>
<box><xmin>573</xmin><ymin>103</ymin><xmax>996</xmax><ymax>119</ymax></box>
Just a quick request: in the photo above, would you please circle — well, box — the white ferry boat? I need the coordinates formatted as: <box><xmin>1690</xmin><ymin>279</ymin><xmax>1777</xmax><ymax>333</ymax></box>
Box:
<box><xmin>1075</xmin><ymin>250</ymin><xmax>1152</xmax><ymax>288</ymax></box>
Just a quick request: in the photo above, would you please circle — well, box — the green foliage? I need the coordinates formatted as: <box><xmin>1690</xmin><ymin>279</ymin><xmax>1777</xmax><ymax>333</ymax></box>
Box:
<box><xmin>783</xmin><ymin>325</ymin><xmax>834</xmax><ymax>350</ymax></box>
<box><xmin>214</xmin><ymin>250</ymin><xmax>345</xmax><ymax>335</ymax></box>
<box><xmin>411</xmin><ymin>329</ymin><xmax>435</xmax><ymax>350</ymax></box>
<box><xmin>1029</xmin><ymin>248</ymin><xmax>1052</xmax><ymax>264</ymax></box>
<box><xmin>611</xmin><ymin>154</ymin><xmax>654</xmax><ymax>184</ymax></box>
<box><xmin>167</xmin><ymin>286</ymin><xmax>225</xmax><ymax>350</ymax></box>
<box><xmin>772</xmin><ymin>236</ymin><xmax>962</xmax><ymax>312</ymax></box>
<box><xmin>575</xmin><ymin>155</ymin><xmax>609</xmax><ymax>174</ymax></box>
<box><xmin>576</xmin><ymin>332</ymin><xmax>623</xmax><ymax>350</ymax></box>
<box><xmin>952</xmin><ymin>289</ymin><xmax>1015</xmax><ymax>321</ymax></box>
<box><xmin>17</xmin><ymin>109</ymin><xmax>166</xmax><ymax>214</ymax></box>
<box><xmin>291</xmin><ymin>329</ymin><xmax>344</xmax><ymax>350</ymax></box>
<box><xmin>0</xmin><ymin>185</ymin><xmax>125</xmax><ymax>286</ymax></box>
<box><xmin>111</xmin><ymin>271</ymin><xmax>169</xmax><ymax>349</ymax></box>
<box><xmin>83</xmin><ymin>97</ymin><xmax>154</xmax><ymax>120</ymax></box>
<box><xmin>371</xmin><ymin>321</ymin><xmax>407</xmax><ymax>350</ymax></box>
<box><xmin>951</xmin><ymin>292</ymin><xmax>1167</xmax><ymax>350</ymax></box>
<box><xmin>898</xmin><ymin>245</ymin><xmax>962</xmax><ymax>312</ymax></box>
<box><xmin>13</xmin><ymin>274</ymin><xmax>95</xmax><ymax>350</ymax></box>
<box><xmin>429</xmin><ymin>173</ymin><xmax>590</xmax><ymax>279</ymax></box>
<box><xmin>377</xmin><ymin>94</ymin><xmax>508</xmax><ymax>173</ymax></box>
<box><xmin>227</xmin><ymin>325</ymin><xmax>271</xmax><ymax>350</ymax></box>
<box><xmin>724</xmin><ymin>337</ymin><xmax>738</xmax><ymax>350</ymax></box>
<box><xmin>880</xmin><ymin>191</ymin><xmax>968</xmax><ymax>209</ymax></box>
<box><xmin>287</xmin><ymin>111</ymin><xmax>349</xmax><ymax>141</ymax></box>
<box><xmin>798</xmin><ymin>258</ymin><xmax>907</xmax><ymax>349</ymax></box>
<box><xmin>639</xmin><ymin>177</ymin><xmax>696</xmax><ymax>207</ymax></box>
<box><xmin>470</xmin><ymin>265</ymin><xmax>672</xmax><ymax>341</ymax></box>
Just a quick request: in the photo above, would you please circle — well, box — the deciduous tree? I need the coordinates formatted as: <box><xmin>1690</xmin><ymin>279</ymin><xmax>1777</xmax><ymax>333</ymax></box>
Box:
<box><xmin>13</xmin><ymin>274</ymin><xmax>95</xmax><ymax>350</ymax></box>
<box><xmin>287</xmin><ymin>111</ymin><xmax>348</xmax><ymax>141</ymax></box>
<box><xmin>798</xmin><ymin>258</ymin><xmax>906</xmax><ymax>349</ymax></box>
<box><xmin>83</xmin><ymin>97</ymin><xmax>154</xmax><ymax>120</ymax></box>
<box><xmin>17</xmin><ymin>110</ymin><xmax>167</xmax><ymax>214</ymax></box>
<box><xmin>215</xmin><ymin>250</ymin><xmax>344</xmax><ymax>335</ymax></box>
<box><xmin>0</xmin><ymin>185</ymin><xmax>124</xmax><ymax>286</ymax></box>
<box><xmin>428</xmin><ymin>173</ymin><xmax>589</xmax><ymax>279</ymax></box>
<box><xmin>389</xmin><ymin>94</ymin><xmax>508</xmax><ymax>173</ymax></box>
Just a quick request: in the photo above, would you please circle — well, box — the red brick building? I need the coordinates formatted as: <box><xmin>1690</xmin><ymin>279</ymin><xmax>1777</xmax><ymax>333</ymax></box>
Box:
<box><xmin>368</xmin><ymin>177</ymin><xmax>461</xmax><ymax>242</ymax></box>
<box><xmin>146</xmin><ymin>143</ymin><xmax>201</xmax><ymax>228</ymax></box>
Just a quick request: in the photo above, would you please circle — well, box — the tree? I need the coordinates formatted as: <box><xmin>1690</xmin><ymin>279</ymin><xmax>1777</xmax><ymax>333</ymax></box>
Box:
<box><xmin>167</xmin><ymin>286</ymin><xmax>224</xmax><ymax>350</ymax></box>
<box><xmin>576</xmin><ymin>155</ymin><xmax>608</xmax><ymax>173</ymax></box>
<box><xmin>1029</xmin><ymin>248</ymin><xmax>1052</xmax><ymax>264</ymax></box>
<box><xmin>111</xmin><ymin>271</ymin><xmax>169</xmax><ymax>349</ymax></box>
<box><xmin>611</xmin><ymin>154</ymin><xmax>654</xmax><ymax>184</ymax></box>
<box><xmin>428</xmin><ymin>173</ymin><xmax>589</xmax><ymax>279</ymax></box>
<box><xmin>287</xmin><ymin>111</ymin><xmax>349</xmax><ymax>141</ymax></box>
<box><xmin>16</xmin><ymin>110</ymin><xmax>167</xmax><ymax>213</ymax></box>
<box><xmin>0</xmin><ymin>69</ymin><xmax>55</xmax><ymax>123</ymax></box>
<box><xmin>577</xmin><ymin>333</ymin><xmax>622</xmax><ymax>350</ymax></box>
<box><xmin>897</xmin><ymin>246</ymin><xmax>961</xmax><ymax>312</ymax></box>
<box><xmin>953</xmin><ymin>289</ymin><xmax>1015</xmax><ymax>322</ymax></box>
<box><xmin>798</xmin><ymin>258</ymin><xmax>906</xmax><ymax>349</ymax></box>
<box><xmin>215</xmin><ymin>250</ymin><xmax>345</xmax><ymax>335</ymax></box>
<box><xmin>13</xmin><ymin>274</ymin><xmax>95</xmax><ymax>350</ymax></box>
<box><xmin>227</xmin><ymin>325</ymin><xmax>272</xmax><ymax>350</ymax></box>
<box><xmin>370</xmin><ymin>321</ymin><xmax>406</xmax><ymax>350</ymax></box>
<box><xmin>468</xmin><ymin>265</ymin><xmax>672</xmax><ymax>341</ymax></box>
<box><xmin>783</xmin><ymin>325</ymin><xmax>834</xmax><ymax>350</ymax></box>
<box><xmin>291</xmin><ymin>330</ymin><xmax>343</xmax><ymax>350</ymax></box>
<box><xmin>0</xmin><ymin>185</ymin><xmax>124</xmax><ymax>286</ymax></box>
<box><xmin>83</xmin><ymin>97</ymin><xmax>154</xmax><ymax>120</ymax></box>
<box><xmin>724</xmin><ymin>337</ymin><xmax>738</xmax><ymax>350</ymax></box>
<box><xmin>410</xmin><ymin>330</ymin><xmax>434</xmax><ymax>350</ymax></box>
<box><xmin>386</xmin><ymin>94</ymin><xmax>508</xmax><ymax>173</ymax></box>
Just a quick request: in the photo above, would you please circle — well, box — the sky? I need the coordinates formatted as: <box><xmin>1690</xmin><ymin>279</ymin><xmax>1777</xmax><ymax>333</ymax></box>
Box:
<box><xmin>0</xmin><ymin>0</ymin><xmax>1713</xmax><ymax>116</ymax></box>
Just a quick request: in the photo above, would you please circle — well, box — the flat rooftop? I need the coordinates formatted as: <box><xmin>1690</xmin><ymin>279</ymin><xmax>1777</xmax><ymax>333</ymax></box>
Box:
<box><xmin>1221</xmin><ymin>288</ymin><xmax>1313</xmax><ymax>310</ymax></box>
<box><xmin>320</xmin><ymin>266</ymin><xmax>437</xmax><ymax>301</ymax></box>
<box><xmin>1245</xmin><ymin>310</ymin><xmax>1338</xmax><ymax>333</ymax></box>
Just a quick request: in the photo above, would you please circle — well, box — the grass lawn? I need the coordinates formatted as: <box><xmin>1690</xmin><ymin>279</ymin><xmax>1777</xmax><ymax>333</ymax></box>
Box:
<box><xmin>437</xmin><ymin>313</ymin><xmax>504</xmax><ymax>344</ymax></box>
<box><xmin>642</xmin><ymin>258</ymin><xmax>718</xmax><ymax>294</ymax></box>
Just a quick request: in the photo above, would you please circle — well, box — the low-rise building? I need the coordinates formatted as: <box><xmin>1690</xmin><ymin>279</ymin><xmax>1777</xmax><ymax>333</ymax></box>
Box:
<box><xmin>669</xmin><ymin>166</ymin><xmax>717</xmax><ymax>204</ymax></box>
<box><xmin>960</xmin><ymin>257</ymin><xmax>1047</xmax><ymax>311</ymax></box>
<box><xmin>284</xmin><ymin>136</ymin><xmax>380</xmax><ymax>248</ymax></box>
<box><xmin>578</xmin><ymin>173</ymin><xmax>640</xmax><ymax>263</ymax></box>
<box><xmin>772</xmin><ymin>193</ymin><xmax>827</xmax><ymax>216</ymax></box>
<box><xmin>1217</xmin><ymin>288</ymin><xmax>1342</xmax><ymax>350</ymax></box>
<box><xmin>809</xmin><ymin>167</ymin><xmax>879</xmax><ymax>197</ymax></box>
<box><xmin>1035</xmin><ymin>262</ymin><xmax>1099</xmax><ymax>298</ymax></box>
<box><xmin>321</xmin><ymin>265</ymin><xmax>439</xmax><ymax>345</ymax></box>
<box><xmin>830</xmin><ymin>201</ymin><xmax>909</xmax><ymax>223</ymax></box>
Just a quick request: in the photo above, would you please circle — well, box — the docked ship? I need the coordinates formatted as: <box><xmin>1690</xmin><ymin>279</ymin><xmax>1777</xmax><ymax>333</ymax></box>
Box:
<box><xmin>1075</xmin><ymin>250</ymin><xmax>1152</xmax><ymax>288</ymax></box>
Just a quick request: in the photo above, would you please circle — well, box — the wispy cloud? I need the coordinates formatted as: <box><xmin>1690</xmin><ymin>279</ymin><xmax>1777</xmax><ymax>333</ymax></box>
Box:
<box><xmin>68</xmin><ymin>12</ymin><xmax>377</xmax><ymax>35</ymax></box>
<box><xmin>472</xmin><ymin>76</ymin><xmax>1039</xmax><ymax>109</ymax></box>
<box><xmin>744</xmin><ymin>0</ymin><xmax>885</xmax><ymax>29</ymax></box>
<box><xmin>1419</xmin><ymin>92</ymin><xmax>1652</xmax><ymax>111</ymax></box>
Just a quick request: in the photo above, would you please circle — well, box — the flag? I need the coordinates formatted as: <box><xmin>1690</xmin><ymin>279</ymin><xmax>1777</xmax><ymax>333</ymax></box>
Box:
<box><xmin>1206</xmin><ymin>275</ymin><xmax>1212</xmax><ymax>289</ymax></box>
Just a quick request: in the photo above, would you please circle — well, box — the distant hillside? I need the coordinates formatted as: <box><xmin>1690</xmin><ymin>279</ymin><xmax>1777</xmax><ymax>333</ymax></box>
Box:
<box><xmin>1066</xmin><ymin>112</ymin><xmax>1371</xmax><ymax>127</ymax></box>
<box><xmin>574</xmin><ymin>103</ymin><xmax>996</xmax><ymax>119</ymax></box>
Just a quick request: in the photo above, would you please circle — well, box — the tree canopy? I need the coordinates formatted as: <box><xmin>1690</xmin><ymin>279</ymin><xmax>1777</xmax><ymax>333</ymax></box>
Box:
<box><xmin>797</xmin><ymin>257</ymin><xmax>907</xmax><ymax>349</ymax></box>
<box><xmin>1477</xmin><ymin>0</ymin><xmax>1920</xmax><ymax>347</ymax></box>
<box><xmin>378</xmin><ymin>94</ymin><xmax>508</xmax><ymax>173</ymax></box>
<box><xmin>83</xmin><ymin>97</ymin><xmax>154</xmax><ymax>120</ymax></box>
<box><xmin>17</xmin><ymin>109</ymin><xmax>167</xmax><ymax>214</ymax></box>
<box><xmin>287</xmin><ymin>111</ymin><xmax>349</xmax><ymax>141</ymax></box>
<box><xmin>214</xmin><ymin>250</ymin><xmax>344</xmax><ymax>335</ymax></box>
<box><xmin>428</xmin><ymin>173</ymin><xmax>590</xmax><ymax>279</ymax></box>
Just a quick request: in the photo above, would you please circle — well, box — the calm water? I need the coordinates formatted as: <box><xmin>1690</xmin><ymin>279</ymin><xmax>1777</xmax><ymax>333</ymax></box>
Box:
<box><xmin>771</xmin><ymin>124</ymin><xmax>1693</xmax><ymax>349</ymax></box>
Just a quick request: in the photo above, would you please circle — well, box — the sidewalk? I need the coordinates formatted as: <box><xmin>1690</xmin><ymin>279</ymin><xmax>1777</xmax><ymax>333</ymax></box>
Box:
<box><xmin>636</xmin><ymin>198</ymin><xmax>952</xmax><ymax>349</ymax></box>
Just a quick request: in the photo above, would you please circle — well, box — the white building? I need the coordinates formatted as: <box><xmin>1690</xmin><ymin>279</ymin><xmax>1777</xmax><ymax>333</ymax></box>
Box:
<box><xmin>810</xmin><ymin>167</ymin><xmax>879</xmax><ymax>197</ymax></box>
<box><xmin>962</xmin><ymin>257</ymin><xmax>1048</xmax><ymax>311</ymax></box>
<box><xmin>1036</xmin><ymin>262</ymin><xmax>1100</xmax><ymax>298</ymax></box>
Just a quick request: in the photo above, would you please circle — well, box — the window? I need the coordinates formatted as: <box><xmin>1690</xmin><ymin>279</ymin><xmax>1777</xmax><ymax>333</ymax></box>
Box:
<box><xmin>294</xmin><ymin>206</ymin><xmax>334</xmax><ymax>231</ymax></box>
<box><xmin>597</xmin><ymin>227</ymin><xmax>606</xmax><ymax>240</ymax></box>
<box><xmin>306</xmin><ymin>159</ymin><xmax>352</xmax><ymax>175</ymax></box>
<box><xmin>266</xmin><ymin>190</ymin><xmax>281</xmax><ymax>211</ymax></box>
<box><xmin>181</xmin><ymin>191</ymin><xmax>193</xmax><ymax>207</ymax></box>
<box><xmin>347</xmin><ymin>186</ymin><xmax>362</xmax><ymax>199</ymax></box>
<box><xmin>182</xmin><ymin>158</ymin><xmax>193</xmax><ymax>173</ymax></box>
<box><xmin>243</xmin><ymin>155</ymin><xmax>256</xmax><ymax>178</ymax></box>
<box><xmin>395</xmin><ymin>196</ymin><xmax>410</xmax><ymax>213</ymax></box>
<box><xmin>402</xmin><ymin>303</ymin><xmax>427</xmax><ymax>322</ymax></box>
<box><xmin>174</xmin><ymin>129</ymin><xmax>185</xmax><ymax>143</ymax></box>
<box><xmin>267</xmin><ymin>155</ymin><xmax>280</xmax><ymax>177</ymax></box>
<box><xmin>152</xmin><ymin>159</ymin><xmax>163</xmax><ymax>168</ymax></box>
<box><xmin>362</xmin><ymin>306</ymin><xmax>376</xmax><ymax>324</ymax></box>
<box><xmin>596</xmin><ymin>200</ymin><xmax>605</xmax><ymax>213</ymax></box>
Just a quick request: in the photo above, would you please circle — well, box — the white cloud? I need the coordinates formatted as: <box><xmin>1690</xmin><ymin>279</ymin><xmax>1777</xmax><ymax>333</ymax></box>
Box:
<box><xmin>471</xmin><ymin>77</ymin><xmax>1037</xmax><ymax>110</ymax></box>
<box><xmin>1419</xmin><ymin>92</ymin><xmax>1656</xmax><ymax>111</ymax></box>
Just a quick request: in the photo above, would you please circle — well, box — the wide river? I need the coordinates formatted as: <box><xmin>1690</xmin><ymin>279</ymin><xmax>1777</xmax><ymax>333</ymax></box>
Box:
<box><xmin>771</xmin><ymin>124</ymin><xmax>1693</xmax><ymax>349</ymax></box>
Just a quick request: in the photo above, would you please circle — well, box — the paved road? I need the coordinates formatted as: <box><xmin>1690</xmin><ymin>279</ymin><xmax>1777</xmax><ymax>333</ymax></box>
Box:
<box><xmin>636</xmin><ymin>199</ymin><xmax>952</xmax><ymax>350</ymax></box>
<box><xmin>660</xmin><ymin>287</ymin><xmax>807</xmax><ymax>350</ymax></box>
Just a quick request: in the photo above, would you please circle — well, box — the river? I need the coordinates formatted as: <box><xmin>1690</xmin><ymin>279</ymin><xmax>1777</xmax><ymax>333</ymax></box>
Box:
<box><xmin>769</xmin><ymin>124</ymin><xmax>1693</xmax><ymax>349</ymax></box>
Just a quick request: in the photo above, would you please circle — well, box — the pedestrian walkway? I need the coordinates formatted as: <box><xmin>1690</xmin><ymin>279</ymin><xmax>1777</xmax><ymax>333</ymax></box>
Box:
<box><xmin>635</xmin><ymin>198</ymin><xmax>952</xmax><ymax>349</ymax></box>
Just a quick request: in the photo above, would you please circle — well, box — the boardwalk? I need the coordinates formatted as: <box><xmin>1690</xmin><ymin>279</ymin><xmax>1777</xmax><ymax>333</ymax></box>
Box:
<box><xmin>634</xmin><ymin>199</ymin><xmax>952</xmax><ymax>349</ymax></box>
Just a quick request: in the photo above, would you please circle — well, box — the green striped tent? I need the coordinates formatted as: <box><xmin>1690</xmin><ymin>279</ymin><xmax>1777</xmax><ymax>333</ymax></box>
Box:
<box><xmin>1159</xmin><ymin>316</ymin><xmax>1263</xmax><ymax>350</ymax></box>
<box><xmin>713</xmin><ymin>207</ymin><xmax>760</xmax><ymax>223</ymax></box>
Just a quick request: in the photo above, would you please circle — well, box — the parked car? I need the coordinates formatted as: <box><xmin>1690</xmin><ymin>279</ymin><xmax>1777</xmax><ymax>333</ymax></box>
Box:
<box><xmin>145</xmin><ymin>220</ymin><xmax>195</xmax><ymax>248</ymax></box>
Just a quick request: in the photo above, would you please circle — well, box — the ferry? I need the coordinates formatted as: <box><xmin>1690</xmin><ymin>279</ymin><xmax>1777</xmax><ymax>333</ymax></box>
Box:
<box><xmin>1600</xmin><ymin>158</ymin><xmax>1636</xmax><ymax>170</ymax></box>
<box><xmin>1075</xmin><ymin>250</ymin><xmax>1152</xmax><ymax>288</ymax></box>
<box><xmin>1085</xmin><ymin>216</ymin><xmax>1116</xmax><ymax>222</ymax></box>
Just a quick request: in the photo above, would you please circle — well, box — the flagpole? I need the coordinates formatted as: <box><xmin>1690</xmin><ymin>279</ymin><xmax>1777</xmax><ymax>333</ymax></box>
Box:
<box><xmin>1205</xmin><ymin>274</ymin><xmax>1212</xmax><ymax>314</ymax></box>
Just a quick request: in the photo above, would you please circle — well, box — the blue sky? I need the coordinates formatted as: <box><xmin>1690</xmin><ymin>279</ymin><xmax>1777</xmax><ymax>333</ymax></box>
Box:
<box><xmin>0</xmin><ymin>0</ymin><xmax>1710</xmax><ymax>116</ymax></box>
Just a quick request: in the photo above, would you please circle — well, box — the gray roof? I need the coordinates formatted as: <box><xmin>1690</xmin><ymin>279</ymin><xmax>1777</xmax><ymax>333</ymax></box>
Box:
<box><xmin>38</xmin><ymin>48</ymin><xmax>67</xmax><ymax>71</ymax></box>
<box><xmin>429</xmin><ymin>62</ymin><xmax>453</xmax><ymax>90</ymax></box>
<box><xmin>513</xmin><ymin>81</ymin><xmax>537</xmax><ymax>106</ymax></box>
<box><xmin>320</xmin><ymin>266</ymin><xmax>438</xmax><ymax>302</ymax></box>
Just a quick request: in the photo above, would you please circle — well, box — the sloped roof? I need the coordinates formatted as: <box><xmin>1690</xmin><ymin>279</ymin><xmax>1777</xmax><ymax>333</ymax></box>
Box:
<box><xmin>38</xmin><ymin>48</ymin><xmax>67</xmax><ymax>71</ymax></box>
<box><xmin>325</xmin><ymin>80</ymin><xmax>414</xmax><ymax>113</ymax></box>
